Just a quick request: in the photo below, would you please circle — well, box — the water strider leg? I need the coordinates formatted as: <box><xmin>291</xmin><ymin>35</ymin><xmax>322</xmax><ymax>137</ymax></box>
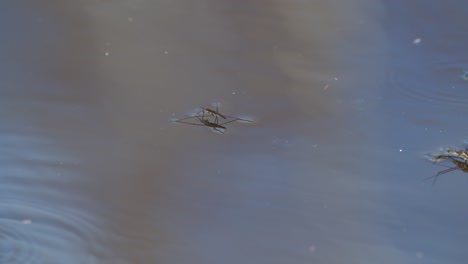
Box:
<box><xmin>423</xmin><ymin>167</ymin><xmax>459</xmax><ymax>185</ymax></box>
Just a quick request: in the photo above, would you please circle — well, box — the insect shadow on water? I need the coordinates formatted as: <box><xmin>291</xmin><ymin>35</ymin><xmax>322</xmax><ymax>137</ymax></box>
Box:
<box><xmin>424</xmin><ymin>154</ymin><xmax>468</xmax><ymax>185</ymax></box>
<box><xmin>173</xmin><ymin>105</ymin><xmax>253</xmax><ymax>133</ymax></box>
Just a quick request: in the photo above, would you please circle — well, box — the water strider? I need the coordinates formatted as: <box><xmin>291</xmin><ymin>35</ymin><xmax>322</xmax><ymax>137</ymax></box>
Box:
<box><xmin>425</xmin><ymin>145</ymin><xmax>468</xmax><ymax>184</ymax></box>
<box><xmin>173</xmin><ymin>105</ymin><xmax>253</xmax><ymax>133</ymax></box>
<box><xmin>424</xmin><ymin>156</ymin><xmax>468</xmax><ymax>185</ymax></box>
<box><xmin>199</xmin><ymin>106</ymin><xmax>253</xmax><ymax>123</ymax></box>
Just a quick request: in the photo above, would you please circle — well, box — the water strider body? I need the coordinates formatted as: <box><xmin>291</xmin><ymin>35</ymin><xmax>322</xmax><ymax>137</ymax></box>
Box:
<box><xmin>173</xmin><ymin>105</ymin><xmax>253</xmax><ymax>133</ymax></box>
<box><xmin>196</xmin><ymin>116</ymin><xmax>227</xmax><ymax>133</ymax></box>
<box><xmin>175</xmin><ymin>116</ymin><xmax>240</xmax><ymax>133</ymax></box>
<box><xmin>200</xmin><ymin>106</ymin><xmax>227</xmax><ymax>120</ymax></box>
<box><xmin>444</xmin><ymin>148</ymin><xmax>468</xmax><ymax>162</ymax></box>
<box><xmin>199</xmin><ymin>106</ymin><xmax>253</xmax><ymax>123</ymax></box>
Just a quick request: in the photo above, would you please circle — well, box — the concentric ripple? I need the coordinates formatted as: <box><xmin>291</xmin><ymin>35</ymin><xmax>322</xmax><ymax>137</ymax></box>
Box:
<box><xmin>0</xmin><ymin>220</ymin><xmax>37</xmax><ymax>264</ymax></box>
<box><xmin>0</xmin><ymin>193</ymin><xmax>108</xmax><ymax>263</ymax></box>
<box><xmin>388</xmin><ymin>58</ymin><xmax>468</xmax><ymax>108</ymax></box>
<box><xmin>0</xmin><ymin>133</ymin><xmax>110</xmax><ymax>262</ymax></box>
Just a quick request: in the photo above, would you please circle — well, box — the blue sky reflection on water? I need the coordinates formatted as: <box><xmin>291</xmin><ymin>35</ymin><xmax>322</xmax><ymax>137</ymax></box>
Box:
<box><xmin>0</xmin><ymin>0</ymin><xmax>468</xmax><ymax>263</ymax></box>
<box><xmin>375</xmin><ymin>0</ymin><xmax>468</xmax><ymax>263</ymax></box>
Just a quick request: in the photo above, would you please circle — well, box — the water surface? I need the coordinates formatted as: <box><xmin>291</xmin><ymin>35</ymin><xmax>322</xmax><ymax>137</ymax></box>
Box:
<box><xmin>1</xmin><ymin>0</ymin><xmax>467</xmax><ymax>263</ymax></box>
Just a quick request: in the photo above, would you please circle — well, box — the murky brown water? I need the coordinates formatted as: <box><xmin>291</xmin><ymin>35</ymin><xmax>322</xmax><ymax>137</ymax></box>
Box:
<box><xmin>1</xmin><ymin>0</ymin><xmax>467</xmax><ymax>263</ymax></box>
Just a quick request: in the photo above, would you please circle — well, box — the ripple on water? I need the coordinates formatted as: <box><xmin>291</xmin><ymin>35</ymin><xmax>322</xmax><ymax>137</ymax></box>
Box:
<box><xmin>388</xmin><ymin>58</ymin><xmax>468</xmax><ymax>108</ymax></box>
<box><xmin>0</xmin><ymin>220</ymin><xmax>36</xmax><ymax>264</ymax></box>
<box><xmin>0</xmin><ymin>196</ymin><xmax>108</xmax><ymax>263</ymax></box>
<box><xmin>0</xmin><ymin>134</ymin><xmax>109</xmax><ymax>262</ymax></box>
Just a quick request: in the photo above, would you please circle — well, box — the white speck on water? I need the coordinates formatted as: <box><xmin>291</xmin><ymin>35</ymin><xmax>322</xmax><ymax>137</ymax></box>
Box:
<box><xmin>308</xmin><ymin>245</ymin><xmax>316</xmax><ymax>253</ymax></box>
<box><xmin>232</xmin><ymin>91</ymin><xmax>236</xmax><ymax>95</ymax></box>
<box><xmin>323</xmin><ymin>85</ymin><xmax>329</xmax><ymax>90</ymax></box>
<box><xmin>163</xmin><ymin>50</ymin><xmax>169</xmax><ymax>54</ymax></box>
<box><xmin>334</xmin><ymin>77</ymin><xmax>338</xmax><ymax>81</ymax></box>
<box><xmin>22</xmin><ymin>219</ymin><xmax>32</xmax><ymax>224</ymax></box>
<box><xmin>413</xmin><ymin>38</ymin><xmax>422</xmax><ymax>44</ymax></box>
<box><xmin>105</xmin><ymin>52</ymin><xmax>110</xmax><ymax>56</ymax></box>
<box><xmin>399</xmin><ymin>149</ymin><xmax>403</xmax><ymax>152</ymax></box>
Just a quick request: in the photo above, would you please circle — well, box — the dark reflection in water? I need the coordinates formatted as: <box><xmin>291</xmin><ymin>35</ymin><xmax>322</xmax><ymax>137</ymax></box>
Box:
<box><xmin>1</xmin><ymin>0</ymin><xmax>468</xmax><ymax>264</ymax></box>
